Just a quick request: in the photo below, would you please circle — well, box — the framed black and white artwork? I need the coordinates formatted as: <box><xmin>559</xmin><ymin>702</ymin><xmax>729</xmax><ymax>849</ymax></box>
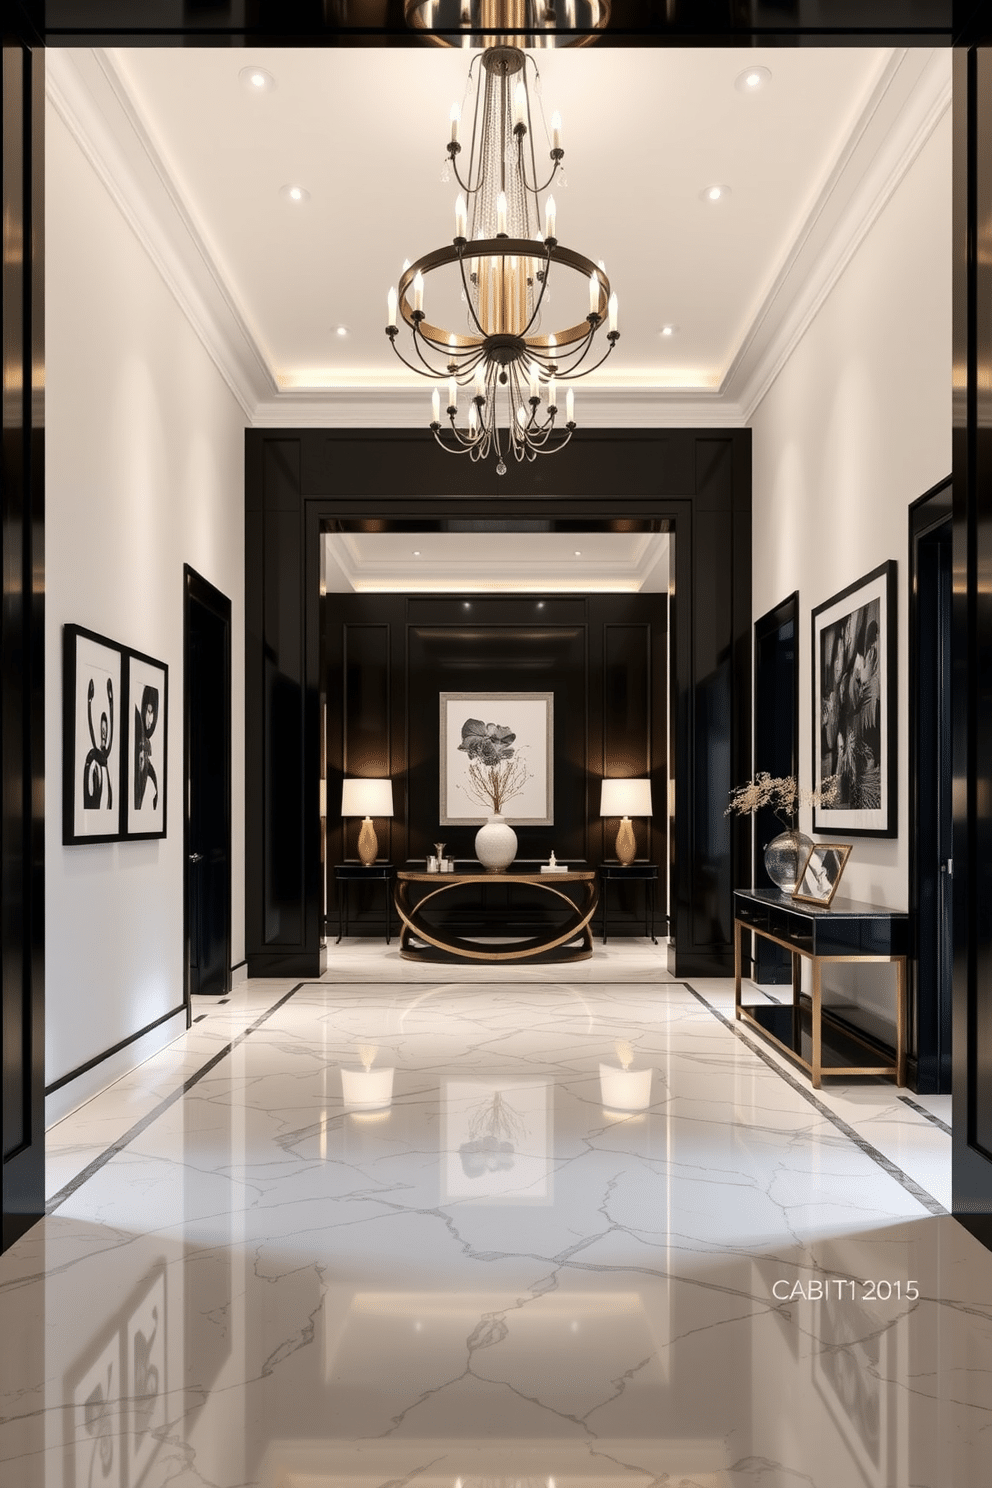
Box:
<box><xmin>811</xmin><ymin>560</ymin><xmax>896</xmax><ymax>837</ymax></box>
<box><xmin>63</xmin><ymin>625</ymin><xmax>124</xmax><ymax>844</ymax></box>
<box><xmin>123</xmin><ymin>649</ymin><xmax>168</xmax><ymax>840</ymax></box>
<box><xmin>792</xmin><ymin>843</ymin><xmax>852</xmax><ymax>907</ymax></box>
<box><xmin>439</xmin><ymin>691</ymin><xmax>554</xmax><ymax>826</ymax></box>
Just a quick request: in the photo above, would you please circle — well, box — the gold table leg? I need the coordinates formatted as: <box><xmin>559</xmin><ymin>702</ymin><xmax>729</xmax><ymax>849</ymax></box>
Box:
<box><xmin>811</xmin><ymin>957</ymin><xmax>822</xmax><ymax>1089</ymax></box>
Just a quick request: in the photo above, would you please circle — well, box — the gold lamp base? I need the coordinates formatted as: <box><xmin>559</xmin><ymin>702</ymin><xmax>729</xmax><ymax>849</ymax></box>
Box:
<box><xmin>357</xmin><ymin>817</ymin><xmax>379</xmax><ymax>867</ymax></box>
<box><xmin>615</xmin><ymin>816</ymin><xmax>636</xmax><ymax>866</ymax></box>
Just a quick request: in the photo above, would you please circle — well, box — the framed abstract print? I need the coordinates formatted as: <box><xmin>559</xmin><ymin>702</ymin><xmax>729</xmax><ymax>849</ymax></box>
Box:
<box><xmin>63</xmin><ymin>625</ymin><xmax>124</xmax><ymax>844</ymax></box>
<box><xmin>123</xmin><ymin>649</ymin><xmax>168</xmax><ymax>840</ymax></box>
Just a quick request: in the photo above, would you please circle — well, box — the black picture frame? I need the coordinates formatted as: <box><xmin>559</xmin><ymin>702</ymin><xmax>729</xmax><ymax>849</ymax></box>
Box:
<box><xmin>123</xmin><ymin>647</ymin><xmax>168</xmax><ymax>840</ymax></box>
<box><xmin>811</xmin><ymin>560</ymin><xmax>897</xmax><ymax>837</ymax></box>
<box><xmin>62</xmin><ymin>624</ymin><xmax>125</xmax><ymax>844</ymax></box>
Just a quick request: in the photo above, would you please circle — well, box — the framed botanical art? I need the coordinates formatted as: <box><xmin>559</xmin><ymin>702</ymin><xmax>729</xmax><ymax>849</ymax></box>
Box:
<box><xmin>63</xmin><ymin>625</ymin><xmax>125</xmax><ymax>844</ymax></box>
<box><xmin>792</xmin><ymin>843</ymin><xmax>852</xmax><ymax>907</ymax></box>
<box><xmin>123</xmin><ymin>648</ymin><xmax>168</xmax><ymax>840</ymax></box>
<box><xmin>439</xmin><ymin>691</ymin><xmax>554</xmax><ymax>826</ymax></box>
<box><xmin>811</xmin><ymin>560</ymin><xmax>896</xmax><ymax>837</ymax></box>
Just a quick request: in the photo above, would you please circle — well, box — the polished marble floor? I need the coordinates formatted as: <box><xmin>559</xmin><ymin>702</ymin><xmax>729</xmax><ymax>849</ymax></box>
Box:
<box><xmin>2</xmin><ymin>946</ymin><xmax>989</xmax><ymax>1487</ymax></box>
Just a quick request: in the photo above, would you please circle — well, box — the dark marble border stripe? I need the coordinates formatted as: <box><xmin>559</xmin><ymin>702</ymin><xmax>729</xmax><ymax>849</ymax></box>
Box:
<box><xmin>899</xmin><ymin>1093</ymin><xmax>953</xmax><ymax>1135</ymax></box>
<box><xmin>685</xmin><ymin>982</ymin><xmax>948</xmax><ymax>1218</ymax></box>
<box><xmin>45</xmin><ymin>983</ymin><xmax>305</xmax><ymax>1216</ymax></box>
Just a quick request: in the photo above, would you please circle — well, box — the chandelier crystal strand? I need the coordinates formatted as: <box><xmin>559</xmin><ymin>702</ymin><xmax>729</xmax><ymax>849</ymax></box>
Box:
<box><xmin>384</xmin><ymin>44</ymin><xmax>619</xmax><ymax>473</ymax></box>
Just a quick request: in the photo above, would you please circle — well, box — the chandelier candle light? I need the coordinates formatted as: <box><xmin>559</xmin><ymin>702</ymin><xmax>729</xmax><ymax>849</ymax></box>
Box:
<box><xmin>384</xmin><ymin>46</ymin><xmax>619</xmax><ymax>474</ymax></box>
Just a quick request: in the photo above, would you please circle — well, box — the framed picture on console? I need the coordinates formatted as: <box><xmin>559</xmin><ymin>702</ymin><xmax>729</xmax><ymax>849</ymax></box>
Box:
<box><xmin>811</xmin><ymin>560</ymin><xmax>896</xmax><ymax>837</ymax></box>
<box><xmin>63</xmin><ymin>624</ymin><xmax>125</xmax><ymax>844</ymax></box>
<box><xmin>123</xmin><ymin>648</ymin><xmax>168</xmax><ymax>840</ymax></box>
<box><xmin>440</xmin><ymin>691</ymin><xmax>554</xmax><ymax>826</ymax></box>
<box><xmin>792</xmin><ymin>843</ymin><xmax>852</xmax><ymax>907</ymax></box>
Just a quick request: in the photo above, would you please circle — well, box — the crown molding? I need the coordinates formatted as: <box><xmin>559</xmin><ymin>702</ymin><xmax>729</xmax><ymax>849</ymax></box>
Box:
<box><xmin>250</xmin><ymin>384</ymin><xmax>747</xmax><ymax>429</ymax></box>
<box><xmin>724</xmin><ymin>47</ymin><xmax>951</xmax><ymax>420</ymax></box>
<box><xmin>46</xmin><ymin>48</ymin><xmax>276</xmax><ymax>420</ymax></box>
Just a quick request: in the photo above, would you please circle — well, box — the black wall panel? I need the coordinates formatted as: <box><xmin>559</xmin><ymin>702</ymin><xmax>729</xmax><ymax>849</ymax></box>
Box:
<box><xmin>323</xmin><ymin>593</ymin><xmax>666</xmax><ymax>940</ymax></box>
<box><xmin>1</xmin><ymin>35</ymin><xmax>45</xmax><ymax>1251</ymax></box>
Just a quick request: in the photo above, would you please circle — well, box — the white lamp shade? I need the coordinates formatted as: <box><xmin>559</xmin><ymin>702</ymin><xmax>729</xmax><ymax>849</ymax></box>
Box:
<box><xmin>340</xmin><ymin>778</ymin><xmax>394</xmax><ymax>818</ymax></box>
<box><xmin>599</xmin><ymin>778</ymin><xmax>653</xmax><ymax>818</ymax></box>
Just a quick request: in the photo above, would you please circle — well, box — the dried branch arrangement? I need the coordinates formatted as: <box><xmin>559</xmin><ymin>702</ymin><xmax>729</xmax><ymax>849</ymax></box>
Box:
<box><xmin>725</xmin><ymin>772</ymin><xmax>839</xmax><ymax>830</ymax></box>
<box><xmin>463</xmin><ymin>756</ymin><xmax>529</xmax><ymax>815</ymax></box>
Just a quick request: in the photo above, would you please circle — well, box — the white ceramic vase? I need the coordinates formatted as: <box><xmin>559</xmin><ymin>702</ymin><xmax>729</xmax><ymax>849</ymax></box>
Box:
<box><xmin>475</xmin><ymin>814</ymin><xmax>517</xmax><ymax>873</ymax></box>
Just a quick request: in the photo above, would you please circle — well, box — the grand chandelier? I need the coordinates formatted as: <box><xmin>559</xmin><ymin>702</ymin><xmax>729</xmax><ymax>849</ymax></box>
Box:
<box><xmin>384</xmin><ymin>45</ymin><xmax>619</xmax><ymax>474</ymax></box>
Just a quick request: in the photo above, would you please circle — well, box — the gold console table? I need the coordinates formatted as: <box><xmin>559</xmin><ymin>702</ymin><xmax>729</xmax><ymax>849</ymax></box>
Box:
<box><xmin>734</xmin><ymin>889</ymin><xmax>908</xmax><ymax>1089</ymax></box>
<box><xmin>395</xmin><ymin>868</ymin><xmax>598</xmax><ymax>964</ymax></box>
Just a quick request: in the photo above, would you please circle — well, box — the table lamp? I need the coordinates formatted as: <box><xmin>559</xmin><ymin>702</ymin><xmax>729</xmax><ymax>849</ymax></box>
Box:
<box><xmin>600</xmin><ymin>778</ymin><xmax>652</xmax><ymax>866</ymax></box>
<box><xmin>341</xmin><ymin>778</ymin><xmax>394</xmax><ymax>866</ymax></box>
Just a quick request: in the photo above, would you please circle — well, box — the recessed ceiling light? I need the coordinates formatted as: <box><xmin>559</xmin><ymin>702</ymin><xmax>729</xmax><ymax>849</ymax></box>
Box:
<box><xmin>280</xmin><ymin>184</ymin><xmax>310</xmax><ymax>204</ymax></box>
<box><xmin>413</xmin><ymin>549</ymin><xmax>421</xmax><ymax>555</ymax></box>
<box><xmin>735</xmin><ymin>65</ymin><xmax>771</xmax><ymax>93</ymax></box>
<box><xmin>335</xmin><ymin>325</ymin><xmax>349</xmax><ymax>337</ymax></box>
<box><xmin>574</xmin><ymin>550</ymin><xmax>582</xmax><ymax>556</ymax></box>
<box><xmin>240</xmin><ymin>66</ymin><xmax>276</xmax><ymax>93</ymax></box>
<box><xmin>659</xmin><ymin>324</ymin><xmax>678</xmax><ymax>337</ymax></box>
<box><xmin>701</xmin><ymin>184</ymin><xmax>731</xmax><ymax>203</ymax></box>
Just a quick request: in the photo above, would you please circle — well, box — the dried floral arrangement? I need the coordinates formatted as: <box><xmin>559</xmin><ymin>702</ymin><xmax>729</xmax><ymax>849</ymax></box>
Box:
<box><xmin>725</xmin><ymin>772</ymin><xmax>839</xmax><ymax>831</ymax></box>
<box><xmin>457</xmin><ymin>717</ymin><xmax>530</xmax><ymax>815</ymax></box>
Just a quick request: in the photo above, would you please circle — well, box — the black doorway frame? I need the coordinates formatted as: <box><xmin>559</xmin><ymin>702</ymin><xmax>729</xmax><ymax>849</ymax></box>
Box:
<box><xmin>183</xmin><ymin>565</ymin><xmax>232</xmax><ymax>1017</ymax></box>
<box><xmin>245</xmin><ymin>428</ymin><xmax>751</xmax><ymax>980</ymax></box>
<box><xmin>910</xmin><ymin>478</ymin><xmax>954</xmax><ymax>1094</ymax></box>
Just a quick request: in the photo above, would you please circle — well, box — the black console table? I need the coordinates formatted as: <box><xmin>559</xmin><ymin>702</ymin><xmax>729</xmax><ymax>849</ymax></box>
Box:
<box><xmin>334</xmin><ymin>863</ymin><xmax>395</xmax><ymax>944</ymax></box>
<box><xmin>395</xmin><ymin>869</ymin><xmax>598</xmax><ymax>964</ymax></box>
<box><xmin>733</xmin><ymin>888</ymin><xmax>908</xmax><ymax>1088</ymax></box>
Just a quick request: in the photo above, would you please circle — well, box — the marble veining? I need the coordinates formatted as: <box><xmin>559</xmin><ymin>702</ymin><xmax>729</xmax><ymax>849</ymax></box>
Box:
<box><xmin>1</xmin><ymin>965</ymin><xmax>989</xmax><ymax>1488</ymax></box>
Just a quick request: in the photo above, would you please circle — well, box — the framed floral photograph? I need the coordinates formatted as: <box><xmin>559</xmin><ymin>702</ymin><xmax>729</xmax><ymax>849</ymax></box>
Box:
<box><xmin>63</xmin><ymin>624</ymin><xmax>125</xmax><ymax>844</ymax></box>
<box><xmin>811</xmin><ymin>560</ymin><xmax>896</xmax><ymax>837</ymax></box>
<box><xmin>439</xmin><ymin>691</ymin><xmax>553</xmax><ymax>825</ymax></box>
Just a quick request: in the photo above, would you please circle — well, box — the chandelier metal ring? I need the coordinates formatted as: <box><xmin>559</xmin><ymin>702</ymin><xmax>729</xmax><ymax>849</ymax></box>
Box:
<box><xmin>394</xmin><ymin>239</ymin><xmax>614</xmax><ymax>363</ymax></box>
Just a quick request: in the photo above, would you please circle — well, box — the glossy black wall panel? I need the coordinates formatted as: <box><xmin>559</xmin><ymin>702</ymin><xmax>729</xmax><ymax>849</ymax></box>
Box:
<box><xmin>952</xmin><ymin>41</ymin><xmax>992</xmax><ymax>1233</ymax></box>
<box><xmin>1</xmin><ymin>36</ymin><xmax>45</xmax><ymax>1251</ymax></box>
<box><xmin>603</xmin><ymin>624</ymin><xmax>651</xmax><ymax>778</ymax></box>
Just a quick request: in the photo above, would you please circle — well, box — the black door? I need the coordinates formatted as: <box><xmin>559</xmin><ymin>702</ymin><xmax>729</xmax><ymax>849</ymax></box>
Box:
<box><xmin>912</xmin><ymin>490</ymin><xmax>953</xmax><ymax>1093</ymax></box>
<box><xmin>752</xmin><ymin>594</ymin><xmax>799</xmax><ymax>984</ymax></box>
<box><xmin>185</xmin><ymin>567</ymin><xmax>231</xmax><ymax>1003</ymax></box>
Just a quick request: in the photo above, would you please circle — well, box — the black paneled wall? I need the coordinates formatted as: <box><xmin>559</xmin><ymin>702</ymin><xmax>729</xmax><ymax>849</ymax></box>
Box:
<box><xmin>324</xmin><ymin>594</ymin><xmax>667</xmax><ymax>938</ymax></box>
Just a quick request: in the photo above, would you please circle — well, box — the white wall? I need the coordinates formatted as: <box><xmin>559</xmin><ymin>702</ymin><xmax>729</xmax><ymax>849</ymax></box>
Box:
<box><xmin>45</xmin><ymin>99</ymin><xmax>246</xmax><ymax>1120</ymax></box>
<box><xmin>750</xmin><ymin>105</ymin><xmax>952</xmax><ymax>916</ymax></box>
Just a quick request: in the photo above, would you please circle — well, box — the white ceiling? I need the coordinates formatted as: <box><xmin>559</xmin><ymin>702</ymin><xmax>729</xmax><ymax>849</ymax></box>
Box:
<box><xmin>323</xmin><ymin>530</ymin><xmax>670</xmax><ymax>593</ymax></box>
<box><xmin>47</xmin><ymin>44</ymin><xmax>950</xmax><ymax>424</ymax></box>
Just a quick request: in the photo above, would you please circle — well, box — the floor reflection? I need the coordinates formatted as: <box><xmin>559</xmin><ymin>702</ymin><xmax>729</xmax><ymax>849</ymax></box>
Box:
<box><xmin>1</xmin><ymin>979</ymin><xmax>988</xmax><ymax>1486</ymax></box>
